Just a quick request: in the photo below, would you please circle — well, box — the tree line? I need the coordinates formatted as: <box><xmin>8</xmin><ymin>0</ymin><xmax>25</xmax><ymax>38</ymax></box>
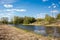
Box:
<box><xmin>0</xmin><ymin>13</ymin><xmax>60</xmax><ymax>24</ymax></box>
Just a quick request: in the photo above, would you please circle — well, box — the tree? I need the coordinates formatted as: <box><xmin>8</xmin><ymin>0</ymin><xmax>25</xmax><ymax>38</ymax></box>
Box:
<box><xmin>45</xmin><ymin>14</ymin><xmax>55</xmax><ymax>23</ymax></box>
<box><xmin>13</xmin><ymin>16</ymin><xmax>23</xmax><ymax>24</ymax></box>
<box><xmin>23</xmin><ymin>16</ymin><xmax>36</xmax><ymax>24</ymax></box>
<box><xmin>56</xmin><ymin>13</ymin><xmax>60</xmax><ymax>19</ymax></box>
<box><xmin>0</xmin><ymin>17</ymin><xmax>8</xmax><ymax>24</ymax></box>
<box><xmin>36</xmin><ymin>18</ymin><xmax>43</xmax><ymax>22</ymax></box>
<box><xmin>23</xmin><ymin>17</ymin><xmax>30</xmax><ymax>24</ymax></box>
<box><xmin>28</xmin><ymin>17</ymin><xmax>36</xmax><ymax>23</ymax></box>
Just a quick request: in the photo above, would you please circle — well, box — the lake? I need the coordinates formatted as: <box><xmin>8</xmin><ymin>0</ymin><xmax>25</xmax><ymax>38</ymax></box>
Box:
<box><xmin>11</xmin><ymin>24</ymin><xmax>60</xmax><ymax>37</ymax></box>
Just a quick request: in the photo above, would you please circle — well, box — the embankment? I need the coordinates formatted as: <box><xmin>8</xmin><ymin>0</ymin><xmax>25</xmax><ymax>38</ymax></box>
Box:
<box><xmin>0</xmin><ymin>24</ymin><xmax>60</xmax><ymax>40</ymax></box>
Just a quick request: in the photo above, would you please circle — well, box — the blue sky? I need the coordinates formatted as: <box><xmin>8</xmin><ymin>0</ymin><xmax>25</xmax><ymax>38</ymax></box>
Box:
<box><xmin>0</xmin><ymin>0</ymin><xmax>60</xmax><ymax>19</ymax></box>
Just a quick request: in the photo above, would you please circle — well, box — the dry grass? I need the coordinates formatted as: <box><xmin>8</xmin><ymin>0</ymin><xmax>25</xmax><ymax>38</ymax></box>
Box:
<box><xmin>0</xmin><ymin>24</ymin><xmax>60</xmax><ymax>40</ymax></box>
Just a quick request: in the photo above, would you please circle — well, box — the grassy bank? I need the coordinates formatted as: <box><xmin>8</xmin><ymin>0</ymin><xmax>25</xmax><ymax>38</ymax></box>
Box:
<box><xmin>0</xmin><ymin>24</ymin><xmax>60</xmax><ymax>40</ymax></box>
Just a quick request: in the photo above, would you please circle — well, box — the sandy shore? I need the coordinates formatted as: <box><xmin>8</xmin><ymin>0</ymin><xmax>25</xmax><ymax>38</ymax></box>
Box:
<box><xmin>0</xmin><ymin>24</ymin><xmax>60</xmax><ymax>40</ymax></box>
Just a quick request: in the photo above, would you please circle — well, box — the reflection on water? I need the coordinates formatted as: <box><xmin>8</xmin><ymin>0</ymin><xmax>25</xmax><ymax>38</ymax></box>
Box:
<box><xmin>12</xmin><ymin>24</ymin><xmax>60</xmax><ymax>37</ymax></box>
<box><xmin>46</xmin><ymin>27</ymin><xmax>60</xmax><ymax>37</ymax></box>
<box><xmin>34</xmin><ymin>26</ymin><xmax>46</xmax><ymax>36</ymax></box>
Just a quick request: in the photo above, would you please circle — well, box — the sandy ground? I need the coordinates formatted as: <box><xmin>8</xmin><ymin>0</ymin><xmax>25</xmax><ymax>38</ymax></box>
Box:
<box><xmin>0</xmin><ymin>24</ymin><xmax>60</xmax><ymax>40</ymax></box>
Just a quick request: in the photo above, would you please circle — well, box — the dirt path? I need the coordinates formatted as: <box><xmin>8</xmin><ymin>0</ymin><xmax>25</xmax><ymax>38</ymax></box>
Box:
<box><xmin>0</xmin><ymin>24</ymin><xmax>60</xmax><ymax>40</ymax></box>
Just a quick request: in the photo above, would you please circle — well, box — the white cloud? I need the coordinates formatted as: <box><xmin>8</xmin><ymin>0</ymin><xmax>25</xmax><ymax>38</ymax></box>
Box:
<box><xmin>50</xmin><ymin>10</ymin><xmax>59</xmax><ymax>13</ymax></box>
<box><xmin>0</xmin><ymin>9</ymin><xmax>27</xmax><ymax>18</ymax></box>
<box><xmin>36</xmin><ymin>14</ymin><xmax>41</xmax><ymax>18</ymax></box>
<box><xmin>0</xmin><ymin>8</ymin><xmax>27</xmax><ymax>21</ymax></box>
<box><xmin>36</xmin><ymin>13</ymin><xmax>46</xmax><ymax>18</ymax></box>
<box><xmin>7</xmin><ymin>9</ymin><xmax>27</xmax><ymax>12</ymax></box>
<box><xmin>0</xmin><ymin>9</ymin><xmax>27</xmax><ymax>17</ymax></box>
<box><xmin>0</xmin><ymin>0</ymin><xmax>16</xmax><ymax>4</ymax></box>
<box><xmin>52</xmin><ymin>3</ymin><xmax>55</xmax><ymax>6</ymax></box>
<box><xmin>48</xmin><ymin>3</ymin><xmax>57</xmax><ymax>8</ymax></box>
<box><xmin>16</xmin><ymin>9</ymin><xmax>26</xmax><ymax>12</ymax></box>
<box><xmin>53</xmin><ymin>5</ymin><xmax>57</xmax><ymax>8</ymax></box>
<box><xmin>0</xmin><ymin>9</ymin><xmax>27</xmax><ymax>12</ymax></box>
<box><xmin>0</xmin><ymin>10</ymin><xmax>15</xmax><ymax>20</ymax></box>
<box><xmin>42</xmin><ymin>0</ymin><xmax>48</xmax><ymax>2</ymax></box>
<box><xmin>52</xmin><ymin>3</ymin><xmax>57</xmax><ymax>8</ymax></box>
<box><xmin>4</xmin><ymin>4</ymin><xmax>13</xmax><ymax>8</ymax></box>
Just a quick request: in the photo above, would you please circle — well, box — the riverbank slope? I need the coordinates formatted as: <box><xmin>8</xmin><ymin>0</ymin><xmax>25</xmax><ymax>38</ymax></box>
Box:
<box><xmin>0</xmin><ymin>24</ymin><xmax>60</xmax><ymax>40</ymax></box>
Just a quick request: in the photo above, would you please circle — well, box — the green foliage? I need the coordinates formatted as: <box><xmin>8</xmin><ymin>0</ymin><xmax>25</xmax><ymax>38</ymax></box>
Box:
<box><xmin>45</xmin><ymin>14</ymin><xmax>55</xmax><ymax>23</ymax></box>
<box><xmin>0</xmin><ymin>17</ymin><xmax>8</xmax><ymax>24</ymax></box>
<box><xmin>56</xmin><ymin>13</ymin><xmax>60</xmax><ymax>19</ymax></box>
<box><xmin>28</xmin><ymin>17</ymin><xmax>36</xmax><ymax>23</ymax></box>
<box><xmin>10</xmin><ymin>16</ymin><xmax>36</xmax><ymax>24</ymax></box>
<box><xmin>23</xmin><ymin>17</ymin><xmax>30</xmax><ymax>24</ymax></box>
<box><xmin>1</xmin><ymin>13</ymin><xmax>60</xmax><ymax>24</ymax></box>
<box><xmin>13</xmin><ymin>16</ymin><xmax>23</xmax><ymax>24</ymax></box>
<box><xmin>23</xmin><ymin>16</ymin><xmax>36</xmax><ymax>24</ymax></box>
<box><xmin>36</xmin><ymin>18</ymin><xmax>43</xmax><ymax>22</ymax></box>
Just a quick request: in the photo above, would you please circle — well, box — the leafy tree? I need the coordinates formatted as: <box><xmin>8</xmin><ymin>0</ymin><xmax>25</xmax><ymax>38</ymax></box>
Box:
<box><xmin>0</xmin><ymin>17</ymin><xmax>8</xmax><ymax>24</ymax></box>
<box><xmin>23</xmin><ymin>17</ymin><xmax>30</xmax><ymax>24</ymax></box>
<box><xmin>36</xmin><ymin>18</ymin><xmax>43</xmax><ymax>22</ymax></box>
<box><xmin>45</xmin><ymin>14</ymin><xmax>55</xmax><ymax>23</ymax></box>
<box><xmin>23</xmin><ymin>16</ymin><xmax>36</xmax><ymax>24</ymax></box>
<box><xmin>13</xmin><ymin>16</ymin><xmax>23</xmax><ymax>24</ymax></box>
<box><xmin>56</xmin><ymin>13</ymin><xmax>60</xmax><ymax>19</ymax></box>
<box><xmin>28</xmin><ymin>17</ymin><xmax>36</xmax><ymax>23</ymax></box>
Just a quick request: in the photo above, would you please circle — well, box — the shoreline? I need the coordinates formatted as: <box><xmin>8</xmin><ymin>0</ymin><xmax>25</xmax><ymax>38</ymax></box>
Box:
<box><xmin>0</xmin><ymin>24</ymin><xmax>60</xmax><ymax>40</ymax></box>
<box><xmin>23</xmin><ymin>24</ymin><xmax>60</xmax><ymax>27</ymax></box>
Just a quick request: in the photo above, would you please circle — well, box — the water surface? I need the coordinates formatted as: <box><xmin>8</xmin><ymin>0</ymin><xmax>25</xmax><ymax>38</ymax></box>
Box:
<box><xmin>11</xmin><ymin>24</ymin><xmax>60</xmax><ymax>37</ymax></box>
